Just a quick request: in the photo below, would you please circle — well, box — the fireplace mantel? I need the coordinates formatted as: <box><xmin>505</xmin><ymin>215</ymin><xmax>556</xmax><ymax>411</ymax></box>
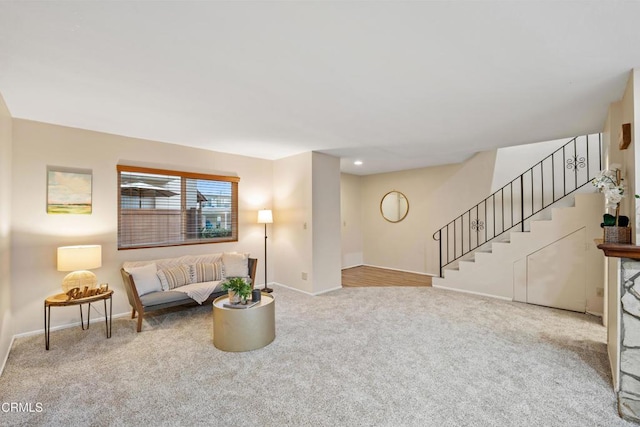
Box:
<box><xmin>596</xmin><ymin>241</ymin><xmax>640</xmax><ymax>260</ymax></box>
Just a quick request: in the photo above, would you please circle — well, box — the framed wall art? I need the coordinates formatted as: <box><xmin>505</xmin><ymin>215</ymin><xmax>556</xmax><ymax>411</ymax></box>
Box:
<box><xmin>47</xmin><ymin>166</ymin><xmax>93</xmax><ymax>214</ymax></box>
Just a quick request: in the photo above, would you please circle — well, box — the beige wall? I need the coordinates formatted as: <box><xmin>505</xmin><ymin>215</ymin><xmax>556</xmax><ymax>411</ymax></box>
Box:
<box><xmin>273</xmin><ymin>152</ymin><xmax>342</xmax><ymax>294</ymax></box>
<box><xmin>311</xmin><ymin>152</ymin><xmax>342</xmax><ymax>293</ymax></box>
<box><xmin>340</xmin><ymin>173</ymin><xmax>363</xmax><ymax>268</ymax></box>
<box><xmin>621</xmin><ymin>71</ymin><xmax>636</xmax><ymax>238</ymax></box>
<box><xmin>347</xmin><ymin>138</ymin><xmax>589</xmax><ymax>277</ymax></box>
<box><xmin>491</xmin><ymin>138</ymin><xmax>569</xmax><ymax>192</ymax></box>
<box><xmin>602</xmin><ymin>101</ymin><xmax>624</xmax><ymax>171</ymax></box>
<box><xmin>632</xmin><ymin>69</ymin><xmax>640</xmax><ymax>241</ymax></box>
<box><xmin>353</xmin><ymin>150</ymin><xmax>496</xmax><ymax>276</ymax></box>
<box><xmin>11</xmin><ymin>119</ymin><xmax>273</xmax><ymax>335</ymax></box>
<box><xmin>273</xmin><ymin>152</ymin><xmax>313</xmax><ymax>292</ymax></box>
<box><xmin>0</xmin><ymin>92</ymin><xmax>13</xmax><ymax>370</ymax></box>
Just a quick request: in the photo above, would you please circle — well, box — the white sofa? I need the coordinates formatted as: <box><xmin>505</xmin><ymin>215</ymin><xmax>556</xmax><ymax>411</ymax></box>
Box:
<box><xmin>120</xmin><ymin>252</ymin><xmax>257</xmax><ymax>332</ymax></box>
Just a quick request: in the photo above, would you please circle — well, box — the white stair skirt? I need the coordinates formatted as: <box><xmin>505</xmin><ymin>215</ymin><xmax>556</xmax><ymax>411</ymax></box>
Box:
<box><xmin>525</xmin><ymin>228</ymin><xmax>586</xmax><ymax>312</ymax></box>
<box><xmin>433</xmin><ymin>192</ymin><xmax>605</xmax><ymax>315</ymax></box>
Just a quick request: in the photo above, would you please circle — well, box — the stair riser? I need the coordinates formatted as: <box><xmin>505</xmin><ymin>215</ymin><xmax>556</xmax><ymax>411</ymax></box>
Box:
<box><xmin>435</xmin><ymin>192</ymin><xmax>604</xmax><ymax>306</ymax></box>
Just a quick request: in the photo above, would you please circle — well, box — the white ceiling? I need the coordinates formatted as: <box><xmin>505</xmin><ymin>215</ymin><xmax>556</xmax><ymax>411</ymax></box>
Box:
<box><xmin>0</xmin><ymin>1</ymin><xmax>639</xmax><ymax>175</ymax></box>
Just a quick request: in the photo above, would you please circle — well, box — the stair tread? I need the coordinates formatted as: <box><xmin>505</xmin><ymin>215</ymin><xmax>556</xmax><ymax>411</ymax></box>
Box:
<box><xmin>435</xmin><ymin>137</ymin><xmax>602</xmax><ymax>285</ymax></box>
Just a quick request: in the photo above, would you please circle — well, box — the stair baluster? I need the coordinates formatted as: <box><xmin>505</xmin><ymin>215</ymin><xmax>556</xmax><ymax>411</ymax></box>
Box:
<box><xmin>433</xmin><ymin>134</ymin><xmax>602</xmax><ymax>277</ymax></box>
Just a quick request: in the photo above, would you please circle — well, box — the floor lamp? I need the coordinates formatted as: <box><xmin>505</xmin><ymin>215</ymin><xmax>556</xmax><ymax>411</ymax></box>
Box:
<box><xmin>258</xmin><ymin>209</ymin><xmax>273</xmax><ymax>293</ymax></box>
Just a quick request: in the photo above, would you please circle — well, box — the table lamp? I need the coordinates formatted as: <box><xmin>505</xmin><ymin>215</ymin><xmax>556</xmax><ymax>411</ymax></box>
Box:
<box><xmin>257</xmin><ymin>209</ymin><xmax>273</xmax><ymax>293</ymax></box>
<box><xmin>57</xmin><ymin>245</ymin><xmax>102</xmax><ymax>292</ymax></box>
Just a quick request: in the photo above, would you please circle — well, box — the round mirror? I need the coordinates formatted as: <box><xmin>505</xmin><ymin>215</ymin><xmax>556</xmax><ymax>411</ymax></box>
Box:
<box><xmin>380</xmin><ymin>191</ymin><xmax>409</xmax><ymax>223</ymax></box>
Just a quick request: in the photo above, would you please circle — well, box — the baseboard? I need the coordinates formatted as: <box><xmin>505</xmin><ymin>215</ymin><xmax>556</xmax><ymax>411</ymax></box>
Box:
<box><xmin>341</xmin><ymin>264</ymin><xmax>362</xmax><ymax>270</ymax></box>
<box><xmin>12</xmin><ymin>311</ymin><xmax>131</xmax><ymax>340</ymax></box>
<box><xmin>610</xmin><ymin>342</ymin><xmax>620</xmax><ymax>392</ymax></box>
<box><xmin>432</xmin><ymin>284</ymin><xmax>513</xmax><ymax>301</ymax></box>
<box><xmin>586</xmin><ymin>310</ymin><xmax>603</xmax><ymax>318</ymax></box>
<box><xmin>0</xmin><ymin>335</ymin><xmax>14</xmax><ymax>377</ymax></box>
<box><xmin>311</xmin><ymin>285</ymin><xmax>342</xmax><ymax>296</ymax></box>
<box><xmin>0</xmin><ymin>310</ymin><xmax>14</xmax><ymax>377</ymax></box>
<box><xmin>362</xmin><ymin>264</ymin><xmax>437</xmax><ymax>277</ymax></box>
<box><xmin>270</xmin><ymin>282</ymin><xmax>342</xmax><ymax>296</ymax></box>
<box><xmin>270</xmin><ymin>282</ymin><xmax>313</xmax><ymax>296</ymax></box>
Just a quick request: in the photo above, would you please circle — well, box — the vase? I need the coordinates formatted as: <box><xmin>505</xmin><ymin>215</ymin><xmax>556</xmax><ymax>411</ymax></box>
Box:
<box><xmin>228</xmin><ymin>290</ymin><xmax>240</xmax><ymax>304</ymax></box>
<box><xmin>604</xmin><ymin>226</ymin><xmax>632</xmax><ymax>244</ymax></box>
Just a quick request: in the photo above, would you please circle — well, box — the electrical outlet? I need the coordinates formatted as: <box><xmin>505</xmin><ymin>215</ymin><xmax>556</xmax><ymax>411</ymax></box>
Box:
<box><xmin>596</xmin><ymin>287</ymin><xmax>604</xmax><ymax>297</ymax></box>
<box><xmin>301</xmin><ymin>272</ymin><xmax>307</xmax><ymax>280</ymax></box>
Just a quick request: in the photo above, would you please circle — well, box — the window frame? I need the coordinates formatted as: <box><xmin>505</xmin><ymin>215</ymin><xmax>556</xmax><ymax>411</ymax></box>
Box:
<box><xmin>117</xmin><ymin>165</ymin><xmax>240</xmax><ymax>250</ymax></box>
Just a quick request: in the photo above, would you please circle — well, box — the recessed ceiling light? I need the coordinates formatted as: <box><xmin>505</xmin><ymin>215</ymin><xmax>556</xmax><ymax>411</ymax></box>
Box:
<box><xmin>354</xmin><ymin>160</ymin><xmax>363</xmax><ymax>166</ymax></box>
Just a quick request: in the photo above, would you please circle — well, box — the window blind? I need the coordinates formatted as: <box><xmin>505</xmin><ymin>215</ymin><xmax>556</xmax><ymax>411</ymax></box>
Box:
<box><xmin>117</xmin><ymin>165</ymin><xmax>239</xmax><ymax>249</ymax></box>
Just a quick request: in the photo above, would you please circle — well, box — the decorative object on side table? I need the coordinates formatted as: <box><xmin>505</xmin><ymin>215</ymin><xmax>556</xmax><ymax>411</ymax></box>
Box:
<box><xmin>57</xmin><ymin>245</ymin><xmax>108</xmax><ymax>300</ymax></box>
<box><xmin>592</xmin><ymin>164</ymin><xmax>631</xmax><ymax>243</ymax></box>
<box><xmin>223</xmin><ymin>288</ymin><xmax>263</xmax><ymax>309</ymax></box>
<box><xmin>223</xmin><ymin>299</ymin><xmax>260</xmax><ymax>309</ymax></box>
<box><xmin>221</xmin><ymin>277</ymin><xmax>252</xmax><ymax>305</ymax></box>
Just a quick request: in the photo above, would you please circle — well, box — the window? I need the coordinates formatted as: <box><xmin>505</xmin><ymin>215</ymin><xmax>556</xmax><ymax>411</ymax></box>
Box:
<box><xmin>117</xmin><ymin>165</ymin><xmax>239</xmax><ymax>249</ymax></box>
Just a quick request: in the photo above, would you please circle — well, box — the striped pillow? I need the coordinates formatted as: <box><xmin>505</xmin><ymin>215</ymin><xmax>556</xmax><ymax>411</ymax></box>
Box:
<box><xmin>157</xmin><ymin>265</ymin><xmax>192</xmax><ymax>290</ymax></box>
<box><xmin>191</xmin><ymin>262</ymin><xmax>222</xmax><ymax>283</ymax></box>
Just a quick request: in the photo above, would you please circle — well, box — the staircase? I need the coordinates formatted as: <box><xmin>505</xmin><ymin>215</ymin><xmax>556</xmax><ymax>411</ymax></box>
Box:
<box><xmin>431</xmin><ymin>134</ymin><xmax>605</xmax><ymax>314</ymax></box>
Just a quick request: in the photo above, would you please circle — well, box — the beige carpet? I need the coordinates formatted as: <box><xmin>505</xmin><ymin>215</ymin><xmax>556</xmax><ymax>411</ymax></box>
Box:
<box><xmin>0</xmin><ymin>285</ymin><xmax>632</xmax><ymax>426</ymax></box>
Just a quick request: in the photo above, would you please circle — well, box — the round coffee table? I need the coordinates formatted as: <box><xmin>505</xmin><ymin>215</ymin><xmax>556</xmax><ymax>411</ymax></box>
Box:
<box><xmin>212</xmin><ymin>293</ymin><xmax>275</xmax><ymax>352</ymax></box>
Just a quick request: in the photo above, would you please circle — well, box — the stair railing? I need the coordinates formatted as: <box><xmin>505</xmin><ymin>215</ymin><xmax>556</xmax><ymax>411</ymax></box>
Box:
<box><xmin>433</xmin><ymin>134</ymin><xmax>602</xmax><ymax>277</ymax></box>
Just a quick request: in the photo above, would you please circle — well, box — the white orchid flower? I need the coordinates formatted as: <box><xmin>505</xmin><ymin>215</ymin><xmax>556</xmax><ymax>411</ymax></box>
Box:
<box><xmin>593</xmin><ymin>168</ymin><xmax>625</xmax><ymax>212</ymax></box>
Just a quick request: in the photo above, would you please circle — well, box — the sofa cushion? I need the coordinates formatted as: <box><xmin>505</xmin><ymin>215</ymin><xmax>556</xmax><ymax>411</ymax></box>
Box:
<box><xmin>139</xmin><ymin>290</ymin><xmax>192</xmax><ymax>307</ymax></box>
<box><xmin>157</xmin><ymin>264</ymin><xmax>192</xmax><ymax>290</ymax></box>
<box><xmin>125</xmin><ymin>263</ymin><xmax>163</xmax><ymax>296</ymax></box>
<box><xmin>223</xmin><ymin>252</ymin><xmax>249</xmax><ymax>277</ymax></box>
<box><xmin>191</xmin><ymin>262</ymin><xmax>223</xmax><ymax>283</ymax></box>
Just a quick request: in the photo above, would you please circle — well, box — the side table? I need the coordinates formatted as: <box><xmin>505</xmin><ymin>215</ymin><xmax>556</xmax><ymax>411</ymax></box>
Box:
<box><xmin>212</xmin><ymin>293</ymin><xmax>275</xmax><ymax>352</ymax></box>
<box><xmin>44</xmin><ymin>290</ymin><xmax>113</xmax><ymax>350</ymax></box>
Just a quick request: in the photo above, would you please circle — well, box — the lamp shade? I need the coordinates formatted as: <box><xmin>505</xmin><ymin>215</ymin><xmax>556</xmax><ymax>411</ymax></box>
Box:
<box><xmin>257</xmin><ymin>209</ymin><xmax>273</xmax><ymax>224</ymax></box>
<box><xmin>57</xmin><ymin>245</ymin><xmax>102</xmax><ymax>272</ymax></box>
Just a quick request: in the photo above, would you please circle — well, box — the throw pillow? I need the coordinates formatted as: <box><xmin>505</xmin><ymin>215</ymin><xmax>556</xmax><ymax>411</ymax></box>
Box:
<box><xmin>191</xmin><ymin>262</ymin><xmax>223</xmax><ymax>283</ymax></box>
<box><xmin>125</xmin><ymin>263</ymin><xmax>163</xmax><ymax>296</ymax></box>
<box><xmin>157</xmin><ymin>264</ymin><xmax>192</xmax><ymax>290</ymax></box>
<box><xmin>156</xmin><ymin>268</ymin><xmax>170</xmax><ymax>291</ymax></box>
<box><xmin>222</xmin><ymin>252</ymin><xmax>248</xmax><ymax>277</ymax></box>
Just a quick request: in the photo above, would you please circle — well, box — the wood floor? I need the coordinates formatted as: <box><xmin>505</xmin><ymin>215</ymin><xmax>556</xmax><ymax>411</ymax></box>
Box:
<box><xmin>342</xmin><ymin>265</ymin><xmax>432</xmax><ymax>287</ymax></box>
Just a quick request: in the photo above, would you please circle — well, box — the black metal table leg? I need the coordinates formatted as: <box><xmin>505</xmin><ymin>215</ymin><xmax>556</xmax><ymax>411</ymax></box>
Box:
<box><xmin>103</xmin><ymin>297</ymin><xmax>110</xmax><ymax>338</ymax></box>
<box><xmin>44</xmin><ymin>302</ymin><xmax>50</xmax><ymax>350</ymax></box>
<box><xmin>80</xmin><ymin>304</ymin><xmax>85</xmax><ymax>330</ymax></box>
<box><xmin>44</xmin><ymin>290</ymin><xmax>114</xmax><ymax>350</ymax></box>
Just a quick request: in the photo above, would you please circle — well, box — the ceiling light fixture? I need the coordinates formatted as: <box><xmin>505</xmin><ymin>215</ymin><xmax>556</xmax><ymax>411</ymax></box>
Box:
<box><xmin>354</xmin><ymin>160</ymin><xmax>363</xmax><ymax>166</ymax></box>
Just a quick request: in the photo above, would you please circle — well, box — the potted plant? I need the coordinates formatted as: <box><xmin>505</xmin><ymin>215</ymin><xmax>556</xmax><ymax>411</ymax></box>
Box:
<box><xmin>593</xmin><ymin>164</ymin><xmax>631</xmax><ymax>243</ymax></box>
<box><xmin>221</xmin><ymin>277</ymin><xmax>252</xmax><ymax>304</ymax></box>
